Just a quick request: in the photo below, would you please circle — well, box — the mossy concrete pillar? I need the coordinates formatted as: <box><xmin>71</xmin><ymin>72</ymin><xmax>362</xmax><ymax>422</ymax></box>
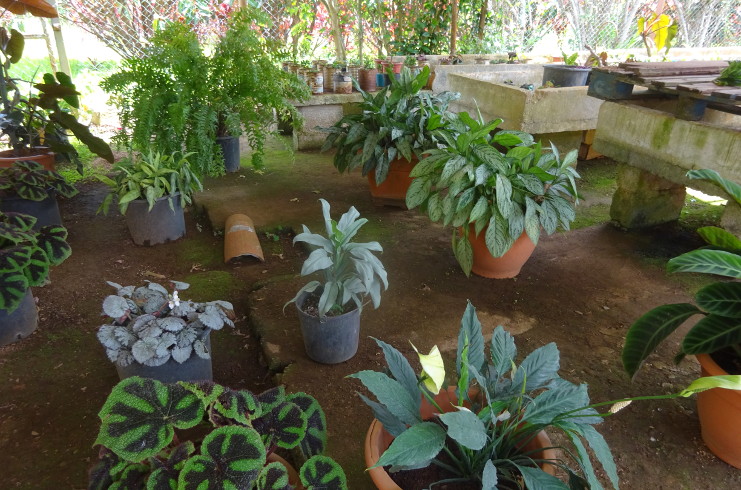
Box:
<box><xmin>610</xmin><ymin>164</ymin><xmax>686</xmax><ymax>228</ymax></box>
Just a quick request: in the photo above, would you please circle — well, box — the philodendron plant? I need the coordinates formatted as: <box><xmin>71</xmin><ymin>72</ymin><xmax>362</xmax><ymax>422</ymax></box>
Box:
<box><xmin>90</xmin><ymin>376</ymin><xmax>347</xmax><ymax>489</ymax></box>
<box><xmin>0</xmin><ymin>160</ymin><xmax>77</xmax><ymax>201</ymax></box>
<box><xmin>406</xmin><ymin>111</ymin><xmax>580</xmax><ymax>276</ymax></box>
<box><xmin>97</xmin><ymin>281</ymin><xmax>234</xmax><ymax>367</ymax></box>
<box><xmin>286</xmin><ymin>199</ymin><xmax>388</xmax><ymax>317</ymax></box>
<box><xmin>0</xmin><ymin>210</ymin><xmax>71</xmax><ymax>312</ymax></box>
<box><xmin>350</xmin><ymin>302</ymin><xmax>736</xmax><ymax>489</ymax></box>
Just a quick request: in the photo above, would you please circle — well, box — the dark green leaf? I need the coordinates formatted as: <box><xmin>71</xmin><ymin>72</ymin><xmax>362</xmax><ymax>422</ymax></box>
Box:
<box><xmin>683</xmin><ymin>314</ymin><xmax>741</xmax><ymax>355</ymax></box>
<box><xmin>668</xmin><ymin>249</ymin><xmax>741</xmax><ymax>279</ymax></box>
<box><xmin>687</xmin><ymin>169</ymin><xmax>741</xmax><ymax>205</ymax></box>
<box><xmin>516</xmin><ymin>464</ymin><xmax>569</xmax><ymax>489</ymax></box>
<box><xmin>372</xmin><ymin>338</ymin><xmax>421</xmax><ymax>411</ymax></box>
<box><xmin>696</xmin><ymin>282</ymin><xmax>741</xmax><ymax>317</ymax></box>
<box><xmin>300</xmin><ymin>455</ymin><xmax>348</xmax><ymax>490</ymax></box>
<box><xmin>373</xmin><ymin>422</ymin><xmax>446</xmax><ymax>469</ymax></box>
<box><xmin>697</xmin><ymin>226</ymin><xmax>741</xmax><ymax>251</ymax></box>
<box><xmin>439</xmin><ymin>410</ymin><xmax>487</xmax><ymax>450</ymax></box>
<box><xmin>406</xmin><ymin>177</ymin><xmax>431</xmax><ymax>210</ymax></box>
<box><xmin>490</xmin><ymin>326</ymin><xmax>516</xmax><ymax>377</ymax></box>
<box><xmin>457</xmin><ymin>301</ymin><xmax>486</xmax><ymax>375</ymax></box>
<box><xmin>253</xmin><ymin>401</ymin><xmax>307</xmax><ymax>450</ymax></box>
<box><xmin>286</xmin><ymin>392</ymin><xmax>327</xmax><ymax>458</ymax></box>
<box><xmin>256</xmin><ymin>461</ymin><xmax>291</xmax><ymax>490</ymax></box>
<box><xmin>347</xmin><ymin>371</ymin><xmax>421</xmax><ymax>426</ymax></box>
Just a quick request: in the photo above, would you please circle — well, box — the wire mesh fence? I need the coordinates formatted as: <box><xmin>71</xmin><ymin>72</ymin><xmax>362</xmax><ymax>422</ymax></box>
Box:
<box><xmin>55</xmin><ymin>0</ymin><xmax>740</xmax><ymax>61</ymax></box>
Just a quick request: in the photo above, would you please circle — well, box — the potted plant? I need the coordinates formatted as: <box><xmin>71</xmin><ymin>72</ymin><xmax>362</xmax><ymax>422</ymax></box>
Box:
<box><xmin>98</xmin><ymin>150</ymin><xmax>202</xmax><ymax>246</ymax></box>
<box><xmin>102</xmin><ymin>9</ymin><xmax>309</xmax><ymax>176</ymax></box>
<box><xmin>320</xmin><ymin>66</ymin><xmax>459</xmax><ymax>207</ymax></box>
<box><xmin>351</xmin><ymin>301</ymin><xmax>739</xmax><ymax>489</ymax></box>
<box><xmin>0</xmin><ymin>210</ymin><xmax>71</xmax><ymax>346</ymax></box>
<box><xmin>541</xmin><ymin>51</ymin><xmax>592</xmax><ymax>87</ymax></box>
<box><xmin>97</xmin><ymin>280</ymin><xmax>235</xmax><ymax>383</ymax></box>
<box><xmin>0</xmin><ymin>160</ymin><xmax>77</xmax><ymax>228</ymax></box>
<box><xmin>358</xmin><ymin>58</ymin><xmax>378</xmax><ymax>92</ymax></box>
<box><xmin>0</xmin><ymin>27</ymin><xmax>114</xmax><ymax>172</ymax></box>
<box><xmin>622</xmin><ymin>168</ymin><xmax>741</xmax><ymax>468</ymax></box>
<box><xmin>89</xmin><ymin>376</ymin><xmax>347</xmax><ymax>488</ymax></box>
<box><xmin>405</xmin><ymin>111</ymin><xmax>580</xmax><ymax>278</ymax></box>
<box><xmin>286</xmin><ymin>199</ymin><xmax>388</xmax><ymax>364</ymax></box>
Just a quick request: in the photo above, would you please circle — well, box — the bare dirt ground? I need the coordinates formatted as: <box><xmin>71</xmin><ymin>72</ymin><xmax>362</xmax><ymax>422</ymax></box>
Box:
<box><xmin>0</xmin><ymin>149</ymin><xmax>739</xmax><ymax>489</ymax></box>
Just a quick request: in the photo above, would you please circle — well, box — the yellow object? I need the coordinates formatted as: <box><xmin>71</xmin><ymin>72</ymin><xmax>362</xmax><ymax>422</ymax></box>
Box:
<box><xmin>412</xmin><ymin>343</ymin><xmax>445</xmax><ymax>393</ymax></box>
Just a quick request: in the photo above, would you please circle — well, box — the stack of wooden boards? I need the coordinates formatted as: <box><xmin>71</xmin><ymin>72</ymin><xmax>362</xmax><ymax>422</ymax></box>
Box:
<box><xmin>587</xmin><ymin>61</ymin><xmax>739</xmax><ymax>120</ymax></box>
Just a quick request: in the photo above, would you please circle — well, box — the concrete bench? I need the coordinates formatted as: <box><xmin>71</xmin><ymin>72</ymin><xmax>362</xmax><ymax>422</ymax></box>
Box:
<box><xmin>292</xmin><ymin>93</ymin><xmax>363</xmax><ymax>151</ymax></box>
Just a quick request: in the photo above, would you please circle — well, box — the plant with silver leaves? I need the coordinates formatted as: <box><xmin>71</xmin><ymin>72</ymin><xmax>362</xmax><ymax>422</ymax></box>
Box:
<box><xmin>286</xmin><ymin>199</ymin><xmax>388</xmax><ymax>317</ymax></box>
<box><xmin>97</xmin><ymin>280</ymin><xmax>234</xmax><ymax>367</ymax></box>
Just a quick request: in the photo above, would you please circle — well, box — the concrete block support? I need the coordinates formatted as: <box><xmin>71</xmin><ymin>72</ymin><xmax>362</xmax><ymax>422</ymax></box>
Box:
<box><xmin>291</xmin><ymin>93</ymin><xmax>363</xmax><ymax>151</ymax></box>
<box><xmin>610</xmin><ymin>164</ymin><xmax>686</xmax><ymax>228</ymax></box>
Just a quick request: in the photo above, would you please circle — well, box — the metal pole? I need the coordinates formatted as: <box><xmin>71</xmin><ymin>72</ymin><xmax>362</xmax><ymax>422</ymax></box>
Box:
<box><xmin>47</xmin><ymin>1</ymin><xmax>71</xmax><ymax>77</ymax></box>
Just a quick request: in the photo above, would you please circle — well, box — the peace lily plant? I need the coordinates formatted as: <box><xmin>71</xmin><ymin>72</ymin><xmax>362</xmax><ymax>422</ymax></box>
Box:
<box><xmin>351</xmin><ymin>302</ymin><xmax>741</xmax><ymax>489</ymax></box>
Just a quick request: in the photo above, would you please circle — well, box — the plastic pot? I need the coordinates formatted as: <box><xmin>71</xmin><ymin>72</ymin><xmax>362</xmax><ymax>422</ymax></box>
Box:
<box><xmin>116</xmin><ymin>333</ymin><xmax>213</xmax><ymax>383</ymax></box>
<box><xmin>0</xmin><ymin>289</ymin><xmax>38</xmax><ymax>346</ymax></box>
<box><xmin>0</xmin><ymin>191</ymin><xmax>62</xmax><ymax>229</ymax></box>
<box><xmin>125</xmin><ymin>194</ymin><xmax>186</xmax><ymax>246</ymax></box>
<box><xmin>217</xmin><ymin>135</ymin><xmax>241</xmax><ymax>172</ymax></box>
<box><xmin>296</xmin><ymin>290</ymin><xmax>360</xmax><ymax>364</ymax></box>
<box><xmin>541</xmin><ymin>65</ymin><xmax>592</xmax><ymax>87</ymax></box>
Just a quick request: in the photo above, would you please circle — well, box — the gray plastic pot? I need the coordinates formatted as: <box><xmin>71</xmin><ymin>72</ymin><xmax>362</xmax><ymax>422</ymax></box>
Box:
<box><xmin>217</xmin><ymin>135</ymin><xmax>241</xmax><ymax>173</ymax></box>
<box><xmin>0</xmin><ymin>289</ymin><xmax>38</xmax><ymax>346</ymax></box>
<box><xmin>296</xmin><ymin>290</ymin><xmax>361</xmax><ymax>364</ymax></box>
<box><xmin>0</xmin><ymin>191</ymin><xmax>62</xmax><ymax>229</ymax></box>
<box><xmin>115</xmin><ymin>333</ymin><xmax>213</xmax><ymax>383</ymax></box>
<box><xmin>541</xmin><ymin>65</ymin><xmax>591</xmax><ymax>87</ymax></box>
<box><xmin>125</xmin><ymin>194</ymin><xmax>185</xmax><ymax>246</ymax></box>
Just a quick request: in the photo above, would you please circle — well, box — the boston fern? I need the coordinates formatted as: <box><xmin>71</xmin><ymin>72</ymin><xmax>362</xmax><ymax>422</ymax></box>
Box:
<box><xmin>287</xmin><ymin>199</ymin><xmax>387</xmax><ymax>317</ymax></box>
<box><xmin>406</xmin><ymin>111</ymin><xmax>580</xmax><ymax>276</ymax></box>
<box><xmin>90</xmin><ymin>376</ymin><xmax>347</xmax><ymax>489</ymax></box>
<box><xmin>0</xmin><ymin>210</ymin><xmax>71</xmax><ymax>312</ymax></box>
<box><xmin>623</xmin><ymin>169</ymin><xmax>741</xmax><ymax>378</ymax></box>
<box><xmin>0</xmin><ymin>160</ymin><xmax>77</xmax><ymax>201</ymax></box>
<box><xmin>321</xmin><ymin>66</ymin><xmax>459</xmax><ymax>184</ymax></box>
<box><xmin>97</xmin><ymin>281</ymin><xmax>234</xmax><ymax>367</ymax></box>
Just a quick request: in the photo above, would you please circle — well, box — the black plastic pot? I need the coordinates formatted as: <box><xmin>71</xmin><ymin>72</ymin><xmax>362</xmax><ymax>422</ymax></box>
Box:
<box><xmin>0</xmin><ymin>191</ymin><xmax>62</xmax><ymax>229</ymax></box>
<box><xmin>296</xmin><ymin>290</ymin><xmax>361</xmax><ymax>364</ymax></box>
<box><xmin>115</xmin><ymin>333</ymin><xmax>213</xmax><ymax>383</ymax></box>
<box><xmin>217</xmin><ymin>135</ymin><xmax>241</xmax><ymax>173</ymax></box>
<box><xmin>541</xmin><ymin>65</ymin><xmax>592</xmax><ymax>87</ymax></box>
<box><xmin>0</xmin><ymin>289</ymin><xmax>38</xmax><ymax>346</ymax></box>
<box><xmin>125</xmin><ymin>194</ymin><xmax>185</xmax><ymax>246</ymax></box>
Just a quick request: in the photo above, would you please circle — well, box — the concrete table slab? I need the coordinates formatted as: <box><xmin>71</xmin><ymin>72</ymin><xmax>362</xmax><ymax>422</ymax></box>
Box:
<box><xmin>292</xmin><ymin>93</ymin><xmax>363</xmax><ymax>151</ymax></box>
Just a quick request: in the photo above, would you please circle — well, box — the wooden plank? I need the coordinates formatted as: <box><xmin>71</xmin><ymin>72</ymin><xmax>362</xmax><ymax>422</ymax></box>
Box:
<box><xmin>618</xmin><ymin>60</ymin><xmax>727</xmax><ymax>77</ymax></box>
<box><xmin>676</xmin><ymin>82</ymin><xmax>726</xmax><ymax>94</ymax></box>
<box><xmin>710</xmin><ymin>90</ymin><xmax>741</xmax><ymax>101</ymax></box>
<box><xmin>642</xmin><ymin>75</ymin><xmax>718</xmax><ymax>87</ymax></box>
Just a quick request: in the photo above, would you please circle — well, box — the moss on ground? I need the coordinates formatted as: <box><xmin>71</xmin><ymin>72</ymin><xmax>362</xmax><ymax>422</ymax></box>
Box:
<box><xmin>182</xmin><ymin>270</ymin><xmax>242</xmax><ymax>302</ymax></box>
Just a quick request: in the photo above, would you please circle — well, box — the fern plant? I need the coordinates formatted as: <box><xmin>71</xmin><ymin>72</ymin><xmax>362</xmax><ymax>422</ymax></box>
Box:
<box><xmin>102</xmin><ymin>8</ymin><xmax>309</xmax><ymax>176</ymax></box>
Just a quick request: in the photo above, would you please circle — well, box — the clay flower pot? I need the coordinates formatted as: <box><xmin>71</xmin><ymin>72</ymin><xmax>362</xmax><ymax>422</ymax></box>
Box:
<box><xmin>696</xmin><ymin>353</ymin><xmax>741</xmax><ymax>468</ymax></box>
<box><xmin>367</xmin><ymin>156</ymin><xmax>418</xmax><ymax>208</ymax></box>
<box><xmin>467</xmin><ymin>226</ymin><xmax>536</xmax><ymax>278</ymax></box>
<box><xmin>0</xmin><ymin>147</ymin><xmax>55</xmax><ymax>171</ymax></box>
<box><xmin>364</xmin><ymin>387</ymin><xmax>557</xmax><ymax>489</ymax></box>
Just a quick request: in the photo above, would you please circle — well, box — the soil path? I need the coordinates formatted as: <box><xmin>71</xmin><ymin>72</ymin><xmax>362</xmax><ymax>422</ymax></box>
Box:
<box><xmin>0</xmin><ymin>147</ymin><xmax>739</xmax><ymax>489</ymax></box>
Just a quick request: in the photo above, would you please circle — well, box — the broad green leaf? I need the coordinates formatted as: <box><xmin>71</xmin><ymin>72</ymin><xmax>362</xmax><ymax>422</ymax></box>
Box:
<box><xmin>300</xmin><ymin>455</ymin><xmax>348</xmax><ymax>490</ymax></box>
<box><xmin>697</xmin><ymin>226</ymin><xmax>741</xmax><ymax>251</ymax></box>
<box><xmin>347</xmin><ymin>371</ymin><xmax>421</xmax><ymax>426</ymax></box>
<box><xmin>575</xmin><ymin>424</ymin><xmax>619</xmax><ymax>489</ymax></box>
<box><xmin>454</xmin><ymin>234</ymin><xmax>474</xmax><ymax>277</ymax></box>
<box><xmin>524</xmin><ymin>382</ymin><xmax>589</xmax><ymax>424</ymax></box>
<box><xmin>469</xmin><ymin>196</ymin><xmax>489</xmax><ymax>223</ymax></box>
<box><xmin>496</xmin><ymin>174</ymin><xmax>513</xmax><ymax>218</ymax></box>
<box><xmin>680</xmin><ymin>375</ymin><xmax>741</xmax><ymax>396</ymax></box>
<box><xmin>524</xmin><ymin>197</ymin><xmax>540</xmax><ymax>245</ymax></box>
<box><xmin>256</xmin><ymin>461</ymin><xmax>291</xmax><ymax>490</ymax></box>
<box><xmin>516</xmin><ymin>464</ymin><xmax>570</xmax><ymax>489</ymax></box>
<box><xmin>457</xmin><ymin>301</ymin><xmax>486</xmax><ymax>375</ymax></box>
<box><xmin>622</xmin><ymin>303</ymin><xmax>700</xmax><ymax>378</ymax></box>
<box><xmin>439</xmin><ymin>409</ymin><xmax>487</xmax><ymax>450</ymax></box>
<box><xmin>687</xmin><ymin>169</ymin><xmax>741</xmax><ymax>205</ymax></box>
<box><xmin>490</xmin><ymin>326</ymin><xmax>516</xmax><ymax>377</ymax></box>
<box><xmin>512</xmin><ymin>343</ymin><xmax>560</xmax><ymax>392</ymax></box>
<box><xmin>406</xmin><ymin>177</ymin><xmax>432</xmax><ymax>210</ymax></box>
<box><xmin>373</xmin><ymin>422</ymin><xmax>446</xmax><ymax>469</ymax></box>
<box><xmin>696</xmin><ymin>282</ymin><xmax>741</xmax><ymax>317</ymax></box>
<box><xmin>668</xmin><ymin>249</ymin><xmax>741</xmax><ymax>278</ymax></box>
<box><xmin>357</xmin><ymin>392</ymin><xmax>407</xmax><ymax>437</ymax></box>
<box><xmin>373</xmin><ymin>338</ymin><xmax>421</xmax><ymax>409</ymax></box>
<box><xmin>682</xmin><ymin>314</ymin><xmax>741</xmax><ymax>355</ymax></box>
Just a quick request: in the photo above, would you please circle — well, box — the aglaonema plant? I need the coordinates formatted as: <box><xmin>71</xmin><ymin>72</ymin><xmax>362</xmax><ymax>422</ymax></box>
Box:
<box><xmin>90</xmin><ymin>376</ymin><xmax>347</xmax><ymax>489</ymax></box>
<box><xmin>0</xmin><ymin>210</ymin><xmax>71</xmax><ymax>312</ymax></box>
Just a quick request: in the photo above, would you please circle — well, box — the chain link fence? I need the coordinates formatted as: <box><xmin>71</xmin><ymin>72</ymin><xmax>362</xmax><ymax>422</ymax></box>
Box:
<box><xmin>56</xmin><ymin>0</ymin><xmax>739</xmax><ymax>61</ymax></box>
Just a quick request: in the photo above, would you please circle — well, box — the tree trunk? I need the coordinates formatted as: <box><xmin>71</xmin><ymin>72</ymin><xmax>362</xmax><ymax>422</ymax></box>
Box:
<box><xmin>321</xmin><ymin>0</ymin><xmax>346</xmax><ymax>61</ymax></box>
<box><xmin>450</xmin><ymin>0</ymin><xmax>459</xmax><ymax>55</ymax></box>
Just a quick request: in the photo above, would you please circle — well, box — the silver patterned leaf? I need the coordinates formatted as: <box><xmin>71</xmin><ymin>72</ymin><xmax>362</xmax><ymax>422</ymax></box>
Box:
<box><xmin>138</xmin><ymin>324</ymin><xmax>163</xmax><ymax>340</ymax></box>
<box><xmin>142</xmin><ymin>294</ymin><xmax>166</xmax><ymax>314</ymax></box>
<box><xmin>132</xmin><ymin>338</ymin><xmax>158</xmax><ymax>364</ymax></box>
<box><xmin>170</xmin><ymin>280</ymin><xmax>190</xmax><ymax>291</ymax></box>
<box><xmin>177</xmin><ymin>327</ymin><xmax>198</xmax><ymax>348</ymax></box>
<box><xmin>210</xmin><ymin>300</ymin><xmax>234</xmax><ymax>312</ymax></box>
<box><xmin>193</xmin><ymin>339</ymin><xmax>211</xmax><ymax>359</ymax></box>
<box><xmin>158</xmin><ymin>317</ymin><xmax>186</xmax><ymax>332</ymax></box>
<box><xmin>105</xmin><ymin>348</ymin><xmax>120</xmax><ymax>363</ymax></box>
<box><xmin>171</xmin><ymin>345</ymin><xmax>193</xmax><ymax>364</ymax></box>
<box><xmin>131</xmin><ymin>314</ymin><xmax>157</xmax><ymax>333</ymax></box>
<box><xmin>156</xmin><ymin>332</ymin><xmax>177</xmax><ymax>357</ymax></box>
<box><xmin>106</xmin><ymin>281</ymin><xmax>123</xmax><ymax>290</ymax></box>
<box><xmin>199</xmin><ymin>307</ymin><xmax>224</xmax><ymax>330</ymax></box>
<box><xmin>102</xmin><ymin>296</ymin><xmax>129</xmax><ymax>319</ymax></box>
<box><xmin>144</xmin><ymin>354</ymin><xmax>170</xmax><ymax>367</ymax></box>
<box><xmin>172</xmin><ymin>300</ymin><xmax>196</xmax><ymax>317</ymax></box>
<box><xmin>146</xmin><ymin>282</ymin><xmax>169</xmax><ymax>295</ymax></box>
<box><xmin>116</xmin><ymin>349</ymin><xmax>134</xmax><ymax>367</ymax></box>
<box><xmin>113</xmin><ymin>326</ymin><xmax>137</xmax><ymax>347</ymax></box>
<box><xmin>97</xmin><ymin>325</ymin><xmax>121</xmax><ymax>349</ymax></box>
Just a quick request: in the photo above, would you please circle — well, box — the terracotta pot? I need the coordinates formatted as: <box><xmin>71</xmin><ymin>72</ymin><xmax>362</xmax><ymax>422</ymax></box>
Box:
<box><xmin>364</xmin><ymin>387</ymin><xmax>558</xmax><ymax>489</ymax></box>
<box><xmin>0</xmin><ymin>148</ymin><xmax>55</xmax><ymax>171</ymax></box>
<box><xmin>468</xmin><ymin>227</ymin><xmax>536</xmax><ymax>278</ymax></box>
<box><xmin>391</xmin><ymin>61</ymin><xmax>403</xmax><ymax>74</ymax></box>
<box><xmin>367</xmin><ymin>157</ymin><xmax>417</xmax><ymax>208</ymax></box>
<box><xmin>696</xmin><ymin>353</ymin><xmax>741</xmax><ymax>468</ymax></box>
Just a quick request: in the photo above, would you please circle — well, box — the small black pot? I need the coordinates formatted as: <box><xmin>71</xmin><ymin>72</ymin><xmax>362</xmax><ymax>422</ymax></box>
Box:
<box><xmin>0</xmin><ymin>191</ymin><xmax>62</xmax><ymax>229</ymax></box>
<box><xmin>115</xmin><ymin>333</ymin><xmax>213</xmax><ymax>383</ymax></box>
<box><xmin>542</xmin><ymin>65</ymin><xmax>592</xmax><ymax>87</ymax></box>
<box><xmin>0</xmin><ymin>289</ymin><xmax>38</xmax><ymax>346</ymax></box>
<box><xmin>124</xmin><ymin>194</ymin><xmax>185</xmax><ymax>246</ymax></box>
<box><xmin>217</xmin><ymin>136</ymin><xmax>241</xmax><ymax>173</ymax></box>
<box><xmin>296</xmin><ymin>290</ymin><xmax>361</xmax><ymax>364</ymax></box>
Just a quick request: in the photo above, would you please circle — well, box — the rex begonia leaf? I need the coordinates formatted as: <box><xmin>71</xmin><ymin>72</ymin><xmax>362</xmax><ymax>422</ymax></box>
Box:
<box><xmin>0</xmin><ymin>269</ymin><xmax>29</xmax><ymax>312</ymax></box>
<box><xmin>35</xmin><ymin>225</ymin><xmax>71</xmax><ymax>266</ymax></box>
<box><xmin>178</xmin><ymin>426</ymin><xmax>265</xmax><ymax>489</ymax></box>
<box><xmin>286</xmin><ymin>392</ymin><xmax>327</xmax><ymax>458</ymax></box>
<box><xmin>256</xmin><ymin>461</ymin><xmax>291</xmax><ymax>490</ymax></box>
<box><xmin>252</xmin><ymin>401</ymin><xmax>307</xmax><ymax>450</ymax></box>
<box><xmin>95</xmin><ymin>377</ymin><xmax>205</xmax><ymax>462</ymax></box>
<box><xmin>300</xmin><ymin>455</ymin><xmax>348</xmax><ymax>490</ymax></box>
<box><xmin>214</xmin><ymin>388</ymin><xmax>260</xmax><ymax>426</ymax></box>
